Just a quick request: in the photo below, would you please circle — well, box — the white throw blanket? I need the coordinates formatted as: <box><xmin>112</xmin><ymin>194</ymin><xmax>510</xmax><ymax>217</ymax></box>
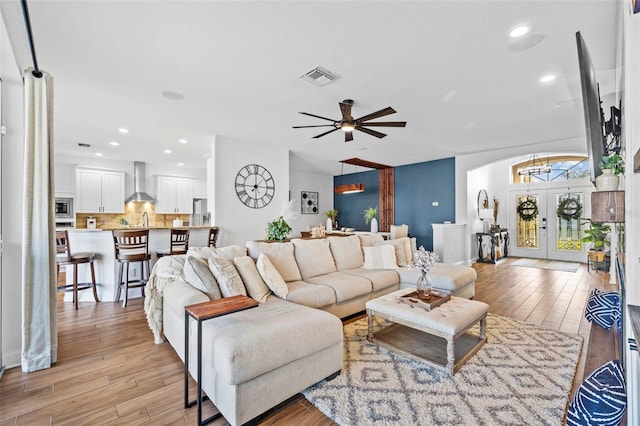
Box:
<box><xmin>144</xmin><ymin>255</ymin><xmax>186</xmax><ymax>344</ymax></box>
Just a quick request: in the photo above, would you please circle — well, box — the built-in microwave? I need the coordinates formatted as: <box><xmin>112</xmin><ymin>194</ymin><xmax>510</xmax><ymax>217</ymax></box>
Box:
<box><xmin>55</xmin><ymin>197</ymin><xmax>74</xmax><ymax>219</ymax></box>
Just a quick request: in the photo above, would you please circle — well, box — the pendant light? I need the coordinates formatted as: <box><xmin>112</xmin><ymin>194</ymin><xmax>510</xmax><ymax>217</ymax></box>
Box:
<box><xmin>334</xmin><ymin>163</ymin><xmax>365</xmax><ymax>194</ymax></box>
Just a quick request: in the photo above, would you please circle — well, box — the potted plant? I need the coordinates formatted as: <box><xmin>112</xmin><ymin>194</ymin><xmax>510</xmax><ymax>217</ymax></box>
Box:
<box><xmin>596</xmin><ymin>153</ymin><xmax>624</xmax><ymax>190</ymax></box>
<box><xmin>581</xmin><ymin>218</ymin><xmax>611</xmax><ymax>262</ymax></box>
<box><xmin>324</xmin><ymin>209</ymin><xmax>338</xmax><ymax>230</ymax></box>
<box><xmin>363</xmin><ymin>206</ymin><xmax>378</xmax><ymax>233</ymax></box>
<box><xmin>266</xmin><ymin>216</ymin><xmax>292</xmax><ymax>241</ymax></box>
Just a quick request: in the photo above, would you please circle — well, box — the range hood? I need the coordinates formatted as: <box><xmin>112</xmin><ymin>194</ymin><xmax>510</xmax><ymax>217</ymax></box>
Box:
<box><xmin>125</xmin><ymin>161</ymin><xmax>156</xmax><ymax>203</ymax></box>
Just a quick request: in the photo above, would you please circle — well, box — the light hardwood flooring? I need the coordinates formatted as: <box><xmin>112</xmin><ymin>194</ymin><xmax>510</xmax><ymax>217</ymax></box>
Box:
<box><xmin>0</xmin><ymin>257</ymin><xmax>619</xmax><ymax>425</ymax></box>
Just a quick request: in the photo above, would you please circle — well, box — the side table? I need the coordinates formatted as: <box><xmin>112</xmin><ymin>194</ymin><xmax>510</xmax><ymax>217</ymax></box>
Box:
<box><xmin>476</xmin><ymin>231</ymin><xmax>509</xmax><ymax>264</ymax></box>
<box><xmin>184</xmin><ymin>295</ymin><xmax>259</xmax><ymax>425</ymax></box>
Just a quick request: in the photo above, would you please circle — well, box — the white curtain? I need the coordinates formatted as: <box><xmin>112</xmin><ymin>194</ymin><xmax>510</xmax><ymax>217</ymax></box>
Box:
<box><xmin>21</xmin><ymin>68</ymin><xmax>56</xmax><ymax>372</ymax></box>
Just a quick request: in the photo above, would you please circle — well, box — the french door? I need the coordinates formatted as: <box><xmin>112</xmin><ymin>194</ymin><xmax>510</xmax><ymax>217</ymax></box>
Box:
<box><xmin>508</xmin><ymin>184</ymin><xmax>594</xmax><ymax>262</ymax></box>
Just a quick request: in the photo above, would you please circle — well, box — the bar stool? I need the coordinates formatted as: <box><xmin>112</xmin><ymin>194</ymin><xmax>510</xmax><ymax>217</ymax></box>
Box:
<box><xmin>208</xmin><ymin>227</ymin><xmax>219</xmax><ymax>247</ymax></box>
<box><xmin>156</xmin><ymin>228</ymin><xmax>190</xmax><ymax>258</ymax></box>
<box><xmin>56</xmin><ymin>230</ymin><xmax>100</xmax><ymax>310</ymax></box>
<box><xmin>112</xmin><ymin>229</ymin><xmax>151</xmax><ymax>308</ymax></box>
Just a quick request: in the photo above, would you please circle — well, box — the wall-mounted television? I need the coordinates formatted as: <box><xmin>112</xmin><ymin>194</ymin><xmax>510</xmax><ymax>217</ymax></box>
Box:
<box><xmin>576</xmin><ymin>31</ymin><xmax>606</xmax><ymax>184</ymax></box>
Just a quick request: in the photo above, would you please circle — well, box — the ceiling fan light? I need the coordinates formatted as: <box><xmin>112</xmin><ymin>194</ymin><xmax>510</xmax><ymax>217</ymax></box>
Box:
<box><xmin>341</xmin><ymin>123</ymin><xmax>355</xmax><ymax>132</ymax></box>
<box><xmin>335</xmin><ymin>183</ymin><xmax>365</xmax><ymax>194</ymax></box>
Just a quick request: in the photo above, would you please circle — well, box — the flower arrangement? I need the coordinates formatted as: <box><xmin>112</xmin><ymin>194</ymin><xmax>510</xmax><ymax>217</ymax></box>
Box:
<box><xmin>414</xmin><ymin>245</ymin><xmax>439</xmax><ymax>274</ymax></box>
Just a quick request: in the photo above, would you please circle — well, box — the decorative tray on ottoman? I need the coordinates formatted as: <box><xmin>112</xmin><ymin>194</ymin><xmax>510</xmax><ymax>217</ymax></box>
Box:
<box><xmin>399</xmin><ymin>290</ymin><xmax>451</xmax><ymax>311</ymax></box>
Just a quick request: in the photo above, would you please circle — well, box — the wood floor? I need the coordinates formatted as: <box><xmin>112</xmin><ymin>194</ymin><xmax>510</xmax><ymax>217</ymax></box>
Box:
<box><xmin>0</xmin><ymin>257</ymin><xmax>619</xmax><ymax>425</ymax></box>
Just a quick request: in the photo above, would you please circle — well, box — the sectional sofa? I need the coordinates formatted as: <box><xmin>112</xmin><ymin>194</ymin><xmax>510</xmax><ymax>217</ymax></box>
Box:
<box><xmin>144</xmin><ymin>234</ymin><xmax>477</xmax><ymax>425</ymax></box>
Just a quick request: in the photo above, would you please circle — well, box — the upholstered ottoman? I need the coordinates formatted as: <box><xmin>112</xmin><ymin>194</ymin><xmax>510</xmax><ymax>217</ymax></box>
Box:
<box><xmin>366</xmin><ymin>288</ymin><xmax>489</xmax><ymax>375</ymax></box>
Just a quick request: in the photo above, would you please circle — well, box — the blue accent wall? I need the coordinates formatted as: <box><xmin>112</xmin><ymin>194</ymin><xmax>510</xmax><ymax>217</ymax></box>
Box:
<box><xmin>333</xmin><ymin>170</ymin><xmax>379</xmax><ymax>231</ymax></box>
<box><xmin>333</xmin><ymin>158</ymin><xmax>455</xmax><ymax>250</ymax></box>
<box><xmin>395</xmin><ymin>158</ymin><xmax>455</xmax><ymax>250</ymax></box>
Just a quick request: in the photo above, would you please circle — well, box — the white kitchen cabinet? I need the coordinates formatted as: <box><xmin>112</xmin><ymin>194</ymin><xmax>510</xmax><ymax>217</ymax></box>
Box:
<box><xmin>155</xmin><ymin>176</ymin><xmax>194</xmax><ymax>214</ymax></box>
<box><xmin>55</xmin><ymin>165</ymin><xmax>76</xmax><ymax>194</ymax></box>
<box><xmin>76</xmin><ymin>168</ymin><xmax>125</xmax><ymax>213</ymax></box>
<box><xmin>432</xmin><ymin>223</ymin><xmax>467</xmax><ymax>264</ymax></box>
<box><xmin>193</xmin><ymin>179</ymin><xmax>207</xmax><ymax>199</ymax></box>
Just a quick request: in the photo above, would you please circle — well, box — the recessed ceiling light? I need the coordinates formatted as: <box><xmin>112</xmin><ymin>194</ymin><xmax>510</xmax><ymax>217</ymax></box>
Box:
<box><xmin>161</xmin><ymin>91</ymin><xmax>185</xmax><ymax>100</ymax></box>
<box><xmin>509</xmin><ymin>24</ymin><xmax>532</xmax><ymax>38</ymax></box>
<box><xmin>178</xmin><ymin>162</ymin><xmax>184</xmax><ymax>166</ymax></box>
<box><xmin>95</xmin><ymin>152</ymin><xmax>103</xmax><ymax>157</ymax></box>
<box><xmin>164</xmin><ymin>149</ymin><xmax>172</xmax><ymax>154</ymax></box>
<box><xmin>110</xmin><ymin>141</ymin><xmax>119</xmax><ymax>146</ymax></box>
<box><xmin>178</xmin><ymin>139</ymin><xmax>188</xmax><ymax>144</ymax></box>
<box><xmin>118</xmin><ymin>128</ymin><xmax>129</xmax><ymax>134</ymax></box>
<box><xmin>539</xmin><ymin>74</ymin><xmax>556</xmax><ymax>83</ymax></box>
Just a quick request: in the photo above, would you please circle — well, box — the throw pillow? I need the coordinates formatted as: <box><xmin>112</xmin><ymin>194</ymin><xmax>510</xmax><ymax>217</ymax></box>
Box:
<box><xmin>256</xmin><ymin>253</ymin><xmax>289</xmax><ymax>299</ymax></box>
<box><xmin>585</xmin><ymin>289</ymin><xmax>621</xmax><ymax>331</ymax></box>
<box><xmin>186</xmin><ymin>247</ymin><xmax>216</xmax><ymax>259</ymax></box>
<box><xmin>233</xmin><ymin>256</ymin><xmax>271</xmax><ymax>303</ymax></box>
<box><xmin>183</xmin><ymin>256</ymin><xmax>222</xmax><ymax>300</ymax></box>
<box><xmin>362</xmin><ymin>245</ymin><xmax>397</xmax><ymax>270</ymax></box>
<box><xmin>207</xmin><ymin>257</ymin><xmax>247</xmax><ymax>298</ymax></box>
<box><xmin>357</xmin><ymin>233</ymin><xmax>385</xmax><ymax>247</ymax></box>
<box><xmin>375</xmin><ymin>239</ymin><xmax>408</xmax><ymax>267</ymax></box>
<box><xmin>567</xmin><ymin>359</ymin><xmax>626</xmax><ymax>426</ymax></box>
<box><xmin>410</xmin><ymin>237</ymin><xmax>418</xmax><ymax>263</ymax></box>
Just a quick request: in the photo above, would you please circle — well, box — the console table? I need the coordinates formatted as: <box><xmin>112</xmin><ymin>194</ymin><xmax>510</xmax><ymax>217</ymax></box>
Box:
<box><xmin>184</xmin><ymin>295</ymin><xmax>259</xmax><ymax>425</ymax></box>
<box><xmin>476</xmin><ymin>231</ymin><xmax>509</xmax><ymax>264</ymax></box>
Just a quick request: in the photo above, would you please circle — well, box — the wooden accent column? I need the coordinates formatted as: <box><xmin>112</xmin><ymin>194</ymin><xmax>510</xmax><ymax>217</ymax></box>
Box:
<box><xmin>379</xmin><ymin>168</ymin><xmax>394</xmax><ymax>232</ymax></box>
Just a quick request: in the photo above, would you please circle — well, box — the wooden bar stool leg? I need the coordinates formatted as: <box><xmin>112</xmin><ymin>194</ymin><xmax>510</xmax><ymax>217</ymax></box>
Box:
<box><xmin>123</xmin><ymin>262</ymin><xmax>130</xmax><ymax>308</ymax></box>
<box><xmin>90</xmin><ymin>260</ymin><xmax>99</xmax><ymax>302</ymax></box>
<box><xmin>115</xmin><ymin>263</ymin><xmax>123</xmax><ymax>304</ymax></box>
<box><xmin>73</xmin><ymin>264</ymin><xmax>79</xmax><ymax>311</ymax></box>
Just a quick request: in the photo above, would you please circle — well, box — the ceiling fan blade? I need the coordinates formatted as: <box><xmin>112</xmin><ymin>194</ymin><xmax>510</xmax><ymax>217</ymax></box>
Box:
<box><xmin>355</xmin><ymin>126</ymin><xmax>387</xmax><ymax>138</ymax></box>
<box><xmin>359</xmin><ymin>121</ymin><xmax>407</xmax><ymax>127</ymax></box>
<box><xmin>313</xmin><ymin>128</ymin><xmax>340</xmax><ymax>139</ymax></box>
<box><xmin>292</xmin><ymin>124</ymin><xmax>336</xmax><ymax>128</ymax></box>
<box><xmin>356</xmin><ymin>106</ymin><xmax>396</xmax><ymax>122</ymax></box>
<box><xmin>345</xmin><ymin>131</ymin><xmax>354</xmax><ymax>142</ymax></box>
<box><xmin>298</xmin><ymin>112</ymin><xmax>337</xmax><ymax>122</ymax></box>
<box><xmin>339</xmin><ymin>102</ymin><xmax>353</xmax><ymax>121</ymax></box>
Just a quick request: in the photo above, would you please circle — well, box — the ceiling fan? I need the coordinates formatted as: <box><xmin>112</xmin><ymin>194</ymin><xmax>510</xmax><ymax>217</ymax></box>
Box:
<box><xmin>293</xmin><ymin>99</ymin><xmax>407</xmax><ymax>142</ymax></box>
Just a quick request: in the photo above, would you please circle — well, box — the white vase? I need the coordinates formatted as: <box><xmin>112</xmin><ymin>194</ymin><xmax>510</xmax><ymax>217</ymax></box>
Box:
<box><xmin>370</xmin><ymin>217</ymin><xmax>378</xmax><ymax>234</ymax></box>
<box><xmin>595</xmin><ymin>169</ymin><xmax>620</xmax><ymax>191</ymax></box>
<box><xmin>326</xmin><ymin>217</ymin><xmax>333</xmax><ymax>231</ymax></box>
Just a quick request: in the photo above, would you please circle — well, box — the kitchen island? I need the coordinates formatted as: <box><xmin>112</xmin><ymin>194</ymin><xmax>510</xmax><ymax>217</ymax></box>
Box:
<box><xmin>61</xmin><ymin>226</ymin><xmax>214</xmax><ymax>304</ymax></box>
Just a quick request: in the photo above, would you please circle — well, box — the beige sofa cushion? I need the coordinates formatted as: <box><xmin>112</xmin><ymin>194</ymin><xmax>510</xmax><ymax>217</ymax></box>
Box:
<box><xmin>201</xmin><ymin>296</ymin><xmax>343</xmax><ymax>386</ymax></box>
<box><xmin>363</xmin><ymin>245</ymin><xmax>397</xmax><ymax>270</ymax></box>
<box><xmin>357</xmin><ymin>233</ymin><xmax>385</xmax><ymax>247</ymax></box>
<box><xmin>208</xmin><ymin>257</ymin><xmax>247</xmax><ymax>297</ymax></box>
<box><xmin>245</xmin><ymin>241</ymin><xmax>302</xmax><ymax>282</ymax></box>
<box><xmin>327</xmin><ymin>235</ymin><xmax>363</xmax><ymax>270</ymax></box>
<box><xmin>213</xmin><ymin>245</ymin><xmax>248</xmax><ymax>259</ymax></box>
<box><xmin>285</xmin><ymin>280</ymin><xmax>336</xmax><ymax>308</ymax></box>
<box><xmin>396</xmin><ymin>263</ymin><xmax>477</xmax><ymax>292</ymax></box>
<box><xmin>256</xmin><ymin>253</ymin><xmax>289</xmax><ymax>299</ymax></box>
<box><xmin>292</xmin><ymin>238</ymin><xmax>337</xmax><ymax>279</ymax></box>
<box><xmin>233</xmin><ymin>256</ymin><xmax>271</xmax><ymax>303</ymax></box>
<box><xmin>342</xmin><ymin>268</ymin><xmax>399</xmax><ymax>292</ymax></box>
<box><xmin>183</xmin><ymin>256</ymin><xmax>222</xmax><ymax>300</ymax></box>
<box><xmin>304</xmin><ymin>271</ymin><xmax>372</xmax><ymax>302</ymax></box>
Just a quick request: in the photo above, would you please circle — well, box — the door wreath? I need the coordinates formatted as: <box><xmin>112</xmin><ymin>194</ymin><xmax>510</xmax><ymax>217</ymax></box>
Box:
<box><xmin>556</xmin><ymin>197</ymin><xmax>582</xmax><ymax>221</ymax></box>
<box><xmin>517</xmin><ymin>197</ymin><xmax>538</xmax><ymax>222</ymax></box>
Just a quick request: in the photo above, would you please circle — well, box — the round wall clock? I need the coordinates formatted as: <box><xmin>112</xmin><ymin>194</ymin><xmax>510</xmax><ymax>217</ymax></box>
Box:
<box><xmin>235</xmin><ymin>164</ymin><xmax>275</xmax><ymax>209</ymax></box>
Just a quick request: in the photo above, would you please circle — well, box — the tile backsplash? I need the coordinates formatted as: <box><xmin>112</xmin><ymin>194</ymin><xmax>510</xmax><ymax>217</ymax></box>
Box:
<box><xmin>76</xmin><ymin>204</ymin><xmax>189</xmax><ymax>229</ymax></box>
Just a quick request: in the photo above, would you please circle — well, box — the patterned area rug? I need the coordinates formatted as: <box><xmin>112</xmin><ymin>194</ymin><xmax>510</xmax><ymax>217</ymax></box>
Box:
<box><xmin>303</xmin><ymin>315</ymin><xmax>582</xmax><ymax>426</ymax></box>
<box><xmin>510</xmin><ymin>258</ymin><xmax>581</xmax><ymax>273</ymax></box>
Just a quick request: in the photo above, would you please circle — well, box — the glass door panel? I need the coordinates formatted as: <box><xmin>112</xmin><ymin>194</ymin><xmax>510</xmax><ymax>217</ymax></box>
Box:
<box><xmin>509</xmin><ymin>192</ymin><xmax>547</xmax><ymax>259</ymax></box>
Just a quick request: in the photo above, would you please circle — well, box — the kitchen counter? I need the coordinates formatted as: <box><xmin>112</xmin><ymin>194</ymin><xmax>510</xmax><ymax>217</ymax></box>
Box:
<box><xmin>61</xmin><ymin>226</ymin><xmax>214</xmax><ymax>304</ymax></box>
<box><xmin>70</xmin><ymin>225</ymin><xmax>215</xmax><ymax>231</ymax></box>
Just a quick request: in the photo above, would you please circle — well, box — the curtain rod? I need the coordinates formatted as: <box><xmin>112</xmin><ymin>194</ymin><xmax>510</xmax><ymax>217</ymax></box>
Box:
<box><xmin>20</xmin><ymin>0</ymin><xmax>42</xmax><ymax>78</ymax></box>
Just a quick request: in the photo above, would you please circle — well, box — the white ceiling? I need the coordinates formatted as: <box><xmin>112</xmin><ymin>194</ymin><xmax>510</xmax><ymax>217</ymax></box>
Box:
<box><xmin>10</xmin><ymin>0</ymin><xmax>621</xmax><ymax>174</ymax></box>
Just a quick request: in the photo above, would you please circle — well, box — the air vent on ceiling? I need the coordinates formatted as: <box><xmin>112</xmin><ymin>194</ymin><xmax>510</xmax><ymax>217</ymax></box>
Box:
<box><xmin>78</xmin><ymin>143</ymin><xmax>92</xmax><ymax>148</ymax></box>
<box><xmin>300</xmin><ymin>66</ymin><xmax>341</xmax><ymax>87</ymax></box>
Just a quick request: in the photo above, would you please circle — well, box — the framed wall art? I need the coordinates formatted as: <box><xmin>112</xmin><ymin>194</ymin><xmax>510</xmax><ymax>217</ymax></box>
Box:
<box><xmin>301</xmin><ymin>191</ymin><xmax>319</xmax><ymax>214</ymax></box>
